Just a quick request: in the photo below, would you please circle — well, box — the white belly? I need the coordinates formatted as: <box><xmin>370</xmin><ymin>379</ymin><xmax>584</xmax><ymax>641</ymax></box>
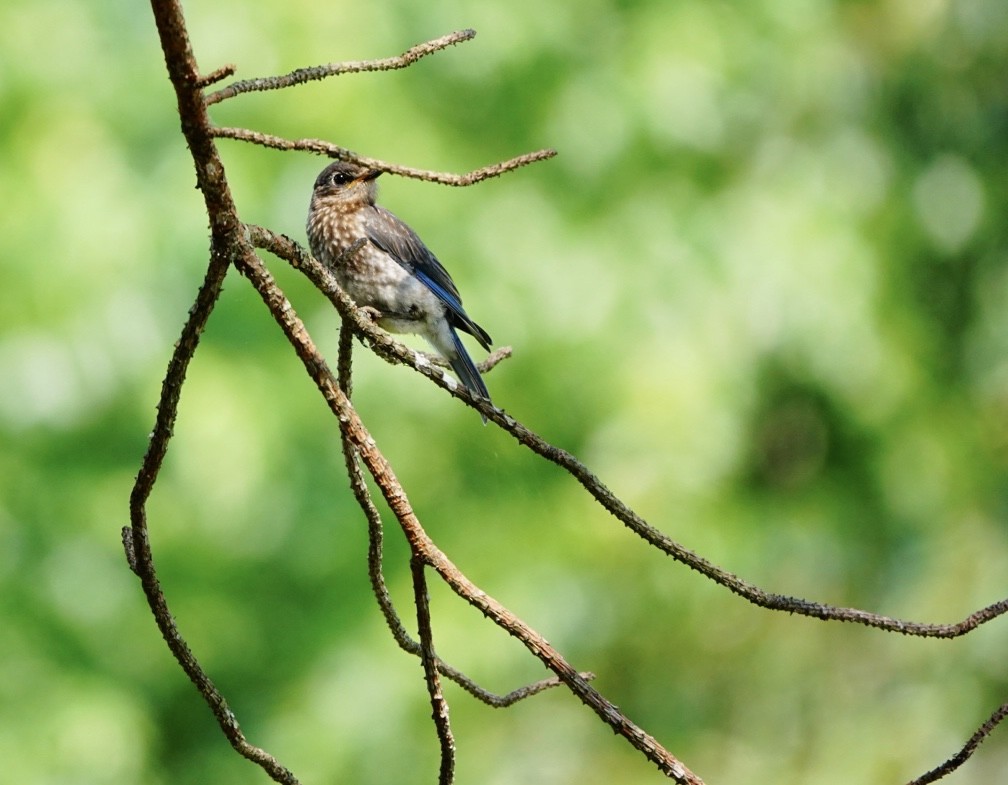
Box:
<box><xmin>339</xmin><ymin>251</ymin><xmax>445</xmax><ymax>339</ymax></box>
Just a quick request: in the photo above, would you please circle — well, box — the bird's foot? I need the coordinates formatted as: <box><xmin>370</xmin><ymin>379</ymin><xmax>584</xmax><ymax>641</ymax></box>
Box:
<box><xmin>359</xmin><ymin>305</ymin><xmax>383</xmax><ymax>322</ymax></box>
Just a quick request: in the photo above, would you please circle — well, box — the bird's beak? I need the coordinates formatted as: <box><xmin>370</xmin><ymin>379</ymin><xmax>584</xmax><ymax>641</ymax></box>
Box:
<box><xmin>361</xmin><ymin>169</ymin><xmax>383</xmax><ymax>182</ymax></box>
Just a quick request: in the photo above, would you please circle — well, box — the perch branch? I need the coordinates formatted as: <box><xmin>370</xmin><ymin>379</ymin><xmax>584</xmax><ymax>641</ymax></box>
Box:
<box><xmin>249</xmin><ymin>224</ymin><xmax>1008</xmax><ymax>640</ymax></box>
<box><xmin>205</xmin><ymin>29</ymin><xmax>477</xmax><ymax>105</ymax></box>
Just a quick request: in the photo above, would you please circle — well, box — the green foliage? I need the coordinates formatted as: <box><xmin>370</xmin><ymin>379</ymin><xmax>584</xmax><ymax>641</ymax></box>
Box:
<box><xmin>1</xmin><ymin>0</ymin><xmax>1006</xmax><ymax>783</ymax></box>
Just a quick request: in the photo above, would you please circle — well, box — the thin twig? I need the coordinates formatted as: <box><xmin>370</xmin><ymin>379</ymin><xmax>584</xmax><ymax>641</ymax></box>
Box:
<box><xmin>197</xmin><ymin>63</ymin><xmax>237</xmax><ymax>88</ymax></box>
<box><xmin>211</xmin><ymin>126</ymin><xmax>557</xmax><ymax>185</ymax></box>
<box><xmin>478</xmin><ymin>346</ymin><xmax>513</xmax><ymax>373</ymax></box>
<box><xmin>416</xmin><ymin>345</ymin><xmax>512</xmax><ymax>374</ymax></box>
<box><xmin>205</xmin><ymin>30</ymin><xmax>476</xmax><ymax>105</ymax></box>
<box><xmin>907</xmin><ymin>702</ymin><xmax>1008</xmax><ymax>785</ymax></box>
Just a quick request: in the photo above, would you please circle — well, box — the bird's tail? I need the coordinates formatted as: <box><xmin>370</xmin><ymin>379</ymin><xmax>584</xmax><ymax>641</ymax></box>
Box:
<box><xmin>448</xmin><ymin>330</ymin><xmax>490</xmax><ymax>423</ymax></box>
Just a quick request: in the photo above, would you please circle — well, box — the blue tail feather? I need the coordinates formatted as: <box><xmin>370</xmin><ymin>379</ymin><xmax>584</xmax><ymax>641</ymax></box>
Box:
<box><xmin>449</xmin><ymin>330</ymin><xmax>490</xmax><ymax>423</ymax></box>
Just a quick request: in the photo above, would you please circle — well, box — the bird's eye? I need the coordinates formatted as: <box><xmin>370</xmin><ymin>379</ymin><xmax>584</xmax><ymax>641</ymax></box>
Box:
<box><xmin>330</xmin><ymin>172</ymin><xmax>351</xmax><ymax>186</ymax></box>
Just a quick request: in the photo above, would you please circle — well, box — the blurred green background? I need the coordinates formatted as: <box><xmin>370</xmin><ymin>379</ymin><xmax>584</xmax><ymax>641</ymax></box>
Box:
<box><xmin>2</xmin><ymin>0</ymin><xmax>1007</xmax><ymax>783</ymax></box>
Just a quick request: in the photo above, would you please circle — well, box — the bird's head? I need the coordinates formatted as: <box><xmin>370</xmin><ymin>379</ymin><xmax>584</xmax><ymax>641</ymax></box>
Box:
<box><xmin>311</xmin><ymin>160</ymin><xmax>382</xmax><ymax>209</ymax></box>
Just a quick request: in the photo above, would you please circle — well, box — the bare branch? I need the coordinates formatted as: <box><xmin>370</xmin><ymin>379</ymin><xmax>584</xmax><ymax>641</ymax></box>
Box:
<box><xmin>411</xmin><ymin>558</ymin><xmax>456</xmax><ymax>785</ymax></box>
<box><xmin>197</xmin><ymin>63</ymin><xmax>237</xmax><ymax>88</ymax></box>
<box><xmin>415</xmin><ymin>345</ymin><xmax>512</xmax><ymax>374</ymax></box>
<box><xmin>478</xmin><ymin>346</ymin><xmax>513</xmax><ymax>373</ymax></box>
<box><xmin>907</xmin><ymin>702</ymin><xmax>1008</xmax><ymax>785</ymax></box>
<box><xmin>205</xmin><ymin>29</ymin><xmax>477</xmax><ymax>105</ymax></box>
<box><xmin>475</xmin><ymin>672</ymin><xmax>600</xmax><ymax>707</ymax></box>
<box><xmin>211</xmin><ymin>126</ymin><xmax>557</xmax><ymax>184</ymax></box>
<box><xmin>132</xmin><ymin>2</ymin><xmax>302</xmax><ymax>782</ymax></box>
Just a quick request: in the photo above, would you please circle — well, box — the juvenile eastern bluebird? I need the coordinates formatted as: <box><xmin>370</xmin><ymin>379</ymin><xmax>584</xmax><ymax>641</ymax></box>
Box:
<box><xmin>306</xmin><ymin>160</ymin><xmax>492</xmax><ymax>414</ymax></box>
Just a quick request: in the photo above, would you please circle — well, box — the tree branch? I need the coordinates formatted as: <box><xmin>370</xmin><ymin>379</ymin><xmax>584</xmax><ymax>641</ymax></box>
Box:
<box><xmin>205</xmin><ymin>29</ymin><xmax>477</xmax><ymax>105</ymax></box>
<box><xmin>211</xmin><ymin>126</ymin><xmax>556</xmax><ymax>184</ymax></box>
<box><xmin>907</xmin><ymin>701</ymin><xmax>1008</xmax><ymax>785</ymax></box>
<box><xmin>129</xmin><ymin>1</ymin><xmax>301</xmax><ymax>782</ymax></box>
<box><xmin>251</xmin><ymin>225</ymin><xmax>1008</xmax><ymax>640</ymax></box>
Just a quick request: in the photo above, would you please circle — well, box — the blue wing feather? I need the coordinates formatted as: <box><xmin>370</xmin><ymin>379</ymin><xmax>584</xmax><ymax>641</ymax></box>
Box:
<box><xmin>413</xmin><ymin>267</ymin><xmax>463</xmax><ymax>315</ymax></box>
<box><xmin>364</xmin><ymin>205</ymin><xmax>492</xmax><ymax>350</ymax></box>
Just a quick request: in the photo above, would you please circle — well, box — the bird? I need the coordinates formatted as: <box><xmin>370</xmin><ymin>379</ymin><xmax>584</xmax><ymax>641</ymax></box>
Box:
<box><xmin>306</xmin><ymin>160</ymin><xmax>493</xmax><ymax>417</ymax></box>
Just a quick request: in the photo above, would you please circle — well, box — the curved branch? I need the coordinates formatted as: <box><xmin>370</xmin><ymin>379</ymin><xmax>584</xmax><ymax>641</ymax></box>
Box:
<box><xmin>131</xmin><ymin>1</ymin><xmax>301</xmax><ymax>783</ymax></box>
<box><xmin>205</xmin><ymin>29</ymin><xmax>476</xmax><ymax>105</ymax></box>
<box><xmin>249</xmin><ymin>224</ymin><xmax>1008</xmax><ymax>640</ymax></box>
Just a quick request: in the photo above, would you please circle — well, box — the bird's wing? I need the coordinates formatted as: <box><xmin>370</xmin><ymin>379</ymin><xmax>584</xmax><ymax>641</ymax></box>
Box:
<box><xmin>364</xmin><ymin>205</ymin><xmax>492</xmax><ymax>350</ymax></box>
